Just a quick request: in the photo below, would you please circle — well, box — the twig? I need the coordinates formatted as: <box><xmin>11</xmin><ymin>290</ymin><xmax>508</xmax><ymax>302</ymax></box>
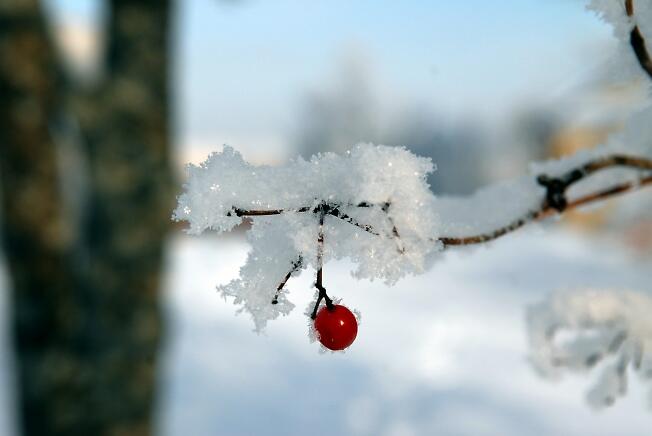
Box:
<box><xmin>311</xmin><ymin>205</ymin><xmax>333</xmax><ymax>319</ymax></box>
<box><xmin>441</xmin><ymin>155</ymin><xmax>652</xmax><ymax>245</ymax></box>
<box><xmin>227</xmin><ymin>205</ymin><xmax>311</xmax><ymax>217</ymax></box>
<box><xmin>439</xmin><ymin>210</ymin><xmax>542</xmax><ymax>246</ymax></box>
<box><xmin>328</xmin><ymin>205</ymin><xmax>380</xmax><ymax>236</ymax></box>
<box><xmin>381</xmin><ymin>202</ymin><xmax>406</xmax><ymax>253</ymax></box>
<box><xmin>229</xmin><ymin>154</ymin><xmax>651</xmax><ymax>305</ymax></box>
<box><xmin>536</xmin><ymin>156</ymin><xmax>647</xmax><ymax>212</ymax></box>
<box><xmin>228</xmin><ymin>202</ymin><xmax>372</xmax><ymax>217</ymax></box>
<box><xmin>271</xmin><ymin>257</ymin><xmax>303</xmax><ymax>304</ymax></box>
<box><xmin>568</xmin><ymin>174</ymin><xmax>652</xmax><ymax>209</ymax></box>
<box><xmin>626</xmin><ymin>0</ymin><xmax>652</xmax><ymax>79</ymax></box>
<box><xmin>229</xmin><ymin>154</ymin><xmax>652</xmax><ymax>248</ymax></box>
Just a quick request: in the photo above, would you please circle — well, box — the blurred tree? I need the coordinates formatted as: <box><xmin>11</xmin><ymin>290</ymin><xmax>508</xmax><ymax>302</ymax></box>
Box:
<box><xmin>0</xmin><ymin>0</ymin><xmax>174</xmax><ymax>435</ymax></box>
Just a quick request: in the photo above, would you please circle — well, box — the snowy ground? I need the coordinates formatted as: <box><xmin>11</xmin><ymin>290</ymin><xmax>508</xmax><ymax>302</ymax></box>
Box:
<box><xmin>0</xmin><ymin>225</ymin><xmax>651</xmax><ymax>435</ymax></box>
<box><xmin>157</xmin><ymin>225</ymin><xmax>652</xmax><ymax>436</ymax></box>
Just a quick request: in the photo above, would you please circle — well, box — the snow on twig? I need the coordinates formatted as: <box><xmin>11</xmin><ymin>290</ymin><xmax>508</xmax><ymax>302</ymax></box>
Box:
<box><xmin>528</xmin><ymin>289</ymin><xmax>652</xmax><ymax>409</ymax></box>
<box><xmin>173</xmin><ymin>144</ymin><xmax>652</xmax><ymax>330</ymax></box>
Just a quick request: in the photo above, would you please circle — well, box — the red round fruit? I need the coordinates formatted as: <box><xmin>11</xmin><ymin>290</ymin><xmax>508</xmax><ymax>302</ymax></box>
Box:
<box><xmin>314</xmin><ymin>304</ymin><xmax>358</xmax><ymax>351</ymax></box>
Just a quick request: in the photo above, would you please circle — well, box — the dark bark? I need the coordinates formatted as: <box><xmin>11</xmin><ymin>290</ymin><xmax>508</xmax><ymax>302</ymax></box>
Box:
<box><xmin>0</xmin><ymin>0</ymin><xmax>173</xmax><ymax>435</ymax></box>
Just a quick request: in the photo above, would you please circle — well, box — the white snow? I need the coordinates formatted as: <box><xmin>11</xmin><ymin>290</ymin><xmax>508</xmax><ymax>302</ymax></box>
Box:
<box><xmin>174</xmin><ymin>141</ymin><xmax>651</xmax><ymax>330</ymax></box>
<box><xmin>155</xmin><ymin>229</ymin><xmax>652</xmax><ymax>436</ymax></box>
<box><xmin>174</xmin><ymin>144</ymin><xmax>444</xmax><ymax>328</ymax></box>
<box><xmin>528</xmin><ymin>288</ymin><xmax>652</xmax><ymax>409</ymax></box>
<box><xmin>0</xmin><ymin>207</ymin><xmax>649</xmax><ymax>436</ymax></box>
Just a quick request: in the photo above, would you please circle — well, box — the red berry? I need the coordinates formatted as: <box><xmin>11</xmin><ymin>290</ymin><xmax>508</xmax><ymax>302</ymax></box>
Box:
<box><xmin>314</xmin><ymin>304</ymin><xmax>358</xmax><ymax>351</ymax></box>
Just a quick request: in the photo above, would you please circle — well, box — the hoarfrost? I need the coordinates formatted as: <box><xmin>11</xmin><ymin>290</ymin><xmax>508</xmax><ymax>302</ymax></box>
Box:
<box><xmin>171</xmin><ymin>0</ymin><xmax>652</xmax><ymax>410</ymax></box>
<box><xmin>530</xmin><ymin>105</ymin><xmax>652</xmax><ymax>201</ymax></box>
<box><xmin>174</xmin><ymin>141</ymin><xmax>650</xmax><ymax>330</ymax></box>
<box><xmin>174</xmin><ymin>144</ymin><xmax>443</xmax><ymax>329</ymax></box>
<box><xmin>587</xmin><ymin>0</ymin><xmax>652</xmax><ymax>85</ymax></box>
<box><xmin>527</xmin><ymin>289</ymin><xmax>652</xmax><ymax>409</ymax></box>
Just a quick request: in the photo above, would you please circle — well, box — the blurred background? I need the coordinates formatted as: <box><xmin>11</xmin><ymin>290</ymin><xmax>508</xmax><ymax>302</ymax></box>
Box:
<box><xmin>1</xmin><ymin>0</ymin><xmax>651</xmax><ymax>435</ymax></box>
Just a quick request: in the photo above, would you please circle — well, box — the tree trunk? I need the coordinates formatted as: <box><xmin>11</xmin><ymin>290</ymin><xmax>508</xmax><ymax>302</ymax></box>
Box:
<box><xmin>0</xmin><ymin>0</ymin><xmax>173</xmax><ymax>434</ymax></box>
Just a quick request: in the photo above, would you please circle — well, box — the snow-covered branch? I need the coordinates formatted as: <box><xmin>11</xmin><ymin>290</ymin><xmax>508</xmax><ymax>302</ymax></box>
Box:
<box><xmin>172</xmin><ymin>0</ymin><xmax>652</xmax><ymax>340</ymax></box>
<box><xmin>441</xmin><ymin>154</ymin><xmax>652</xmax><ymax>245</ymax></box>
<box><xmin>192</xmin><ymin>152</ymin><xmax>652</xmax><ymax>247</ymax></box>
<box><xmin>527</xmin><ymin>289</ymin><xmax>652</xmax><ymax>409</ymax></box>
<box><xmin>173</xmin><ymin>144</ymin><xmax>652</xmax><ymax>330</ymax></box>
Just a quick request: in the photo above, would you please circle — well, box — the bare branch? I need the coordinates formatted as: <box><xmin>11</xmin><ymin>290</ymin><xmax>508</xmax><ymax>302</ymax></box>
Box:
<box><xmin>626</xmin><ymin>0</ymin><xmax>652</xmax><ymax>79</ymax></box>
<box><xmin>569</xmin><ymin>174</ymin><xmax>652</xmax><ymax>208</ymax></box>
<box><xmin>581</xmin><ymin>154</ymin><xmax>652</xmax><ymax>173</ymax></box>
<box><xmin>626</xmin><ymin>0</ymin><xmax>634</xmax><ymax>16</ymax></box>
<box><xmin>225</xmin><ymin>154</ymin><xmax>652</xmax><ymax>264</ymax></box>
<box><xmin>439</xmin><ymin>211</ymin><xmax>542</xmax><ymax>246</ymax></box>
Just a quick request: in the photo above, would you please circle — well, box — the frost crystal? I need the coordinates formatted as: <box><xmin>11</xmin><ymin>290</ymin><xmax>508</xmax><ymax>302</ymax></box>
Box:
<box><xmin>587</xmin><ymin>0</ymin><xmax>652</xmax><ymax>85</ymax></box>
<box><xmin>174</xmin><ymin>144</ymin><xmax>442</xmax><ymax>329</ymax></box>
<box><xmin>527</xmin><ymin>289</ymin><xmax>652</xmax><ymax>409</ymax></box>
<box><xmin>174</xmin><ymin>137</ymin><xmax>651</xmax><ymax>331</ymax></box>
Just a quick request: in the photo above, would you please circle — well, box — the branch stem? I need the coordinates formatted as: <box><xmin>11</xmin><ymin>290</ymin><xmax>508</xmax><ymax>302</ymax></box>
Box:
<box><xmin>625</xmin><ymin>0</ymin><xmax>652</xmax><ymax>78</ymax></box>
<box><xmin>311</xmin><ymin>205</ymin><xmax>333</xmax><ymax>318</ymax></box>
<box><xmin>256</xmin><ymin>153</ymin><xmax>651</xmax><ymax>302</ymax></box>
<box><xmin>441</xmin><ymin>156</ymin><xmax>652</xmax><ymax>246</ymax></box>
<box><xmin>271</xmin><ymin>257</ymin><xmax>303</xmax><ymax>304</ymax></box>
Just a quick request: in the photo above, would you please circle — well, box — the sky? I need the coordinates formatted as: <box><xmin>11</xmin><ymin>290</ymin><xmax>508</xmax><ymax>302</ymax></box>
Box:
<box><xmin>177</xmin><ymin>0</ymin><xmax>614</xmax><ymax>161</ymax></box>
<box><xmin>45</xmin><ymin>0</ymin><xmax>616</xmax><ymax>162</ymax></box>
